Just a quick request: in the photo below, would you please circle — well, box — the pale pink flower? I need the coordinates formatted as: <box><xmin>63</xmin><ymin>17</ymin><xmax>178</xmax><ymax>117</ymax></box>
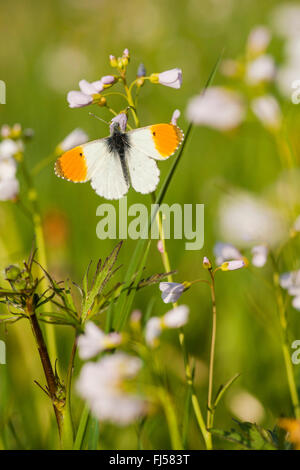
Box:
<box><xmin>157</xmin><ymin>240</ymin><xmax>164</xmax><ymax>253</ymax></box>
<box><xmin>251</xmin><ymin>245</ymin><xmax>268</xmax><ymax>267</ymax></box>
<box><xmin>145</xmin><ymin>305</ymin><xmax>189</xmax><ymax>347</ymax></box>
<box><xmin>150</xmin><ymin>68</ymin><xmax>182</xmax><ymax>89</ymax></box>
<box><xmin>251</xmin><ymin>95</ymin><xmax>282</xmax><ymax>130</ymax></box>
<box><xmin>247</xmin><ymin>26</ymin><xmax>271</xmax><ymax>56</ymax></box>
<box><xmin>77</xmin><ymin>352</ymin><xmax>145</xmax><ymax>425</ymax></box>
<box><xmin>159</xmin><ymin>282</ymin><xmax>185</xmax><ymax>304</ymax></box>
<box><xmin>0</xmin><ymin>178</ymin><xmax>19</xmax><ymax>201</ymax></box>
<box><xmin>220</xmin><ymin>260</ymin><xmax>245</xmax><ymax>271</ymax></box>
<box><xmin>186</xmin><ymin>87</ymin><xmax>245</xmax><ymax>131</ymax></box>
<box><xmin>171</xmin><ymin>109</ymin><xmax>180</xmax><ymax>126</ymax></box>
<box><xmin>58</xmin><ymin>128</ymin><xmax>89</xmax><ymax>152</ymax></box>
<box><xmin>67</xmin><ymin>90</ymin><xmax>93</xmax><ymax>108</ymax></box>
<box><xmin>77</xmin><ymin>322</ymin><xmax>122</xmax><ymax>360</ymax></box>
<box><xmin>110</xmin><ymin>112</ymin><xmax>128</xmax><ymax>133</ymax></box>
<box><xmin>214</xmin><ymin>242</ymin><xmax>243</xmax><ymax>266</ymax></box>
<box><xmin>246</xmin><ymin>55</ymin><xmax>276</xmax><ymax>85</ymax></box>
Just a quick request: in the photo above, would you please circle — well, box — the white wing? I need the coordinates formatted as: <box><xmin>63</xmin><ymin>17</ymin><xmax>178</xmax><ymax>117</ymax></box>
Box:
<box><xmin>90</xmin><ymin>151</ymin><xmax>129</xmax><ymax>200</ymax></box>
<box><xmin>126</xmin><ymin>147</ymin><xmax>160</xmax><ymax>194</ymax></box>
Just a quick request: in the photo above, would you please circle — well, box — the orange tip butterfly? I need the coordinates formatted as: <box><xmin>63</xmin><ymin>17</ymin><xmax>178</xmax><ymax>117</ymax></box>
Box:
<box><xmin>55</xmin><ymin>121</ymin><xmax>184</xmax><ymax>200</ymax></box>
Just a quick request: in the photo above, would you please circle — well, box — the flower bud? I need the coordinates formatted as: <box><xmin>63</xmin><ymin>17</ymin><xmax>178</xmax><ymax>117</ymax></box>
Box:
<box><xmin>137</xmin><ymin>63</ymin><xmax>146</xmax><ymax>77</ymax></box>
<box><xmin>109</xmin><ymin>55</ymin><xmax>117</xmax><ymax>67</ymax></box>
<box><xmin>203</xmin><ymin>256</ymin><xmax>212</xmax><ymax>269</ymax></box>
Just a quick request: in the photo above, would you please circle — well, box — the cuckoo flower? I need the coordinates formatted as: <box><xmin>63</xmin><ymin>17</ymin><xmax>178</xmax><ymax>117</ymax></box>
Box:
<box><xmin>145</xmin><ymin>305</ymin><xmax>189</xmax><ymax>347</ymax></box>
<box><xmin>77</xmin><ymin>322</ymin><xmax>122</xmax><ymax>360</ymax></box>
<box><xmin>150</xmin><ymin>68</ymin><xmax>182</xmax><ymax>89</ymax></box>
<box><xmin>77</xmin><ymin>352</ymin><xmax>145</xmax><ymax>425</ymax></box>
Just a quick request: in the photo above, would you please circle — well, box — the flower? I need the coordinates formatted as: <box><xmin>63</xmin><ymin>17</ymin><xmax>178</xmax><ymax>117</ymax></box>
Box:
<box><xmin>77</xmin><ymin>352</ymin><xmax>145</xmax><ymax>425</ymax></box>
<box><xmin>145</xmin><ymin>305</ymin><xmax>189</xmax><ymax>347</ymax></box>
<box><xmin>137</xmin><ymin>63</ymin><xmax>146</xmax><ymax>77</ymax></box>
<box><xmin>280</xmin><ymin>270</ymin><xmax>300</xmax><ymax>310</ymax></box>
<box><xmin>0</xmin><ymin>138</ymin><xmax>20</xmax><ymax>201</ymax></box>
<box><xmin>271</xmin><ymin>3</ymin><xmax>300</xmax><ymax>39</ymax></box>
<box><xmin>228</xmin><ymin>389</ymin><xmax>265</xmax><ymax>423</ymax></box>
<box><xmin>220</xmin><ymin>260</ymin><xmax>245</xmax><ymax>271</ymax></box>
<box><xmin>247</xmin><ymin>26</ymin><xmax>271</xmax><ymax>56</ymax></box>
<box><xmin>67</xmin><ymin>76</ymin><xmax>115</xmax><ymax>108</ymax></box>
<box><xmin>203</xmin><ymin>256</ymin><xmax>212</xmax><ymax>269</ymax></box>
<box><xmin>214</xmin><ymin>242</ymin><xmax>243</xmax><ymax>266</ymax></box>
<box><xmin>77</xmin><ymin>322</ymin><xmax>122</xmax><ymax>360</ymax></box>
<box><xmin>67</xmin><ymin>90</ymin><xmax>93</xmax><ymax>108</ymax></box>
<box><xmin>251</xmin><ymin>95</ymin><xmax>282</xmax><ymax>131</ymax></box>
<box><xmin>246</xmin><ymin>55</ymin><xmax>276</xmax><ymax>86</ymax></box>
<box><xmin>150</xmin><ymin>68</ymin><xmax>182</xmax><ymax>89</ymax></box>
<box><xmin>162</xmin><ymin>305</ymin><xmax>189</xmax><ymax>328</ymax></box>
<box><xmin>251</xmin><ymin>245</ymin><xmax>268</xmax><ymax>267</ymax></box>
<box><xmin>218</xmin><ymin>191</ymin><xmax>287</xmax><ymax>248</ymax></box>
<box><xmin>159</xmin><ymin>282</ymin><xmax>185</xmax><ymax>303</ymax></box>
<box><xmin>186</xmin><ymin>87</ymin><xmax>245</xmax><ymax>131</ymax></box>
<box><xmin>58</xmin><ymin>128</ymin><xmax>89</xmax><ymax>153</ymax></box>
<box><xmin>109</xmin><ymin>112</ymin><xmax>128</xmax><ymax>134</ymax></box>
<box><xmin>171</xmin><ymin>109</ymin><xmax>180</xmax><ymax>126</ymax></box>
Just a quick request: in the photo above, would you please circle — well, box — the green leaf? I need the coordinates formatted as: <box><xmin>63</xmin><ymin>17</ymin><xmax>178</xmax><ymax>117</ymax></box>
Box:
<box><xmin>212</xmin><ymin>421</ymin><xmax>278</xmax><ymax>450</ymax></box>
<box><xmin>213</xmin><ymin>373</ymin><xmax>240</xmax><ymax>410</ymax></box>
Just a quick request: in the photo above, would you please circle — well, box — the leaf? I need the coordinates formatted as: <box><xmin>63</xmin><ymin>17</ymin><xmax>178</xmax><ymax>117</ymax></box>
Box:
<box><xmin>212</xmin><ymin>421</ymin><xmax>278</xmax><ymax>450</ymax></box>
<box><xmin>213</xmin><ymin>373</ymin><xmax>240</xmax><ymax>410</ymax></box>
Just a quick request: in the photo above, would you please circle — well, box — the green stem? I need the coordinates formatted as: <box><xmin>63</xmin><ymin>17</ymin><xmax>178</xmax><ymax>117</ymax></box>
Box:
<box><xmin>207</xmin><ymin>270</ymin><xmax>217</xmax><ymax>441</ymax></box>
<box><xmin>153</xmin><ymin>192</ymin><xmax>212</xmax><ymax>449</ymax></box>
<box><xmin>274</xmin><ymin>273</ymin><xmax>300</xmax><ymax>418</ymax></box>
<box><xmin>157</xmin><ymin>388</ymin><xmax>183</xmax><ymax>450</ymax></box>
<box><xmin>73</xmin><ymin>403</ymin><xmax>90</xmax><ymax>450</ymax></box>
<box><xmin>21</xmin><ymin>160</ymin><xmax>58</xmax><ymax>367</ymax></box>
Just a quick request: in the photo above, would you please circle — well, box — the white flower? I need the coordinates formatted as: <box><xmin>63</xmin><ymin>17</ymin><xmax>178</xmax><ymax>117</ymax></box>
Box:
<box><xmin>0</xmin><ymin>178</ymin><xmax>19</xmax><ymax>201</ymax></box>
<box><xmin>79</xmin><ymin>79</ymin><xmax>104</xmax><ymax>95</ymax></box>
<box><xmin>159</xmin><ymin>282</ymin><xmax>185</xmax><ymax>304</ymax></box>
<box><xmin>280</xmin><ymin>270</ymin><xmax>300</xmax><ymax>311</ymax></box>
<box><xmin>67</xmin><ymin>90</ymin><xmax>93</xmax><ymax>108</ymax></box>
<box><xmin>214</xmin><ymin>242</ymin><xmax>243</xmax><ymax>266</ymax></box>
<box><xmin>0</xmin><ymin>139</ymin><xmax>20</xmax><ymax>201</ymax></box>
<box><xmin>227</xmin><ymin>389</ymin><xmax>265</xmax><ymax>423</ymax></box>
<box><xmin>77</xmin><ymin>352</ymin><xmax>145</xmax><ymax>425</ymax></box>
<box><xmin>276</xmin><ymin>62</ymin><xmax>300</xmax><ymax>98</ymax></box>
<box><xmin>0</xmin><ymin>139</ymin><xmax>21</xmax><ymax>159</ymax></box>
<box><xmin>162</xmin><ymin>305</ymin><xmax>189</xmax><ymax>328</ymax></box>
<box><xmin>247</xmin><ymin>26</ymin><xmax>271</xmax><ymax>56</ymax></box>
<box><xmin>77</xmin><ymin>322</ymin><xmax>122</xmax><ymax>360</ymax></box>
<box><xmin>293</xmin><ymin>215</ymin><xmax>300</xmax><ymax>232</ymax></box>
<box><xmin>251</xmin><ymin>245</ymin><xmax>268</xmax><ymax>267</ymax></box>
<box><xmin>218</xmin><ymin>191</ymin><xmax>287</xmax><ymax>248</ymax></box>
<box><xmin>251</xmin><ymin>95</ymin><xmax>282</xmax><ymax>131</ymax></box>
<box><xmin>59</xmin><ymin>128</ymin><xmax>89</xmax><ymax>152</ymax></box>
<box><xmin>150</xmin><ymin>68</ymin><xmax>182</xmax><ymax>89</ymax></box>
<box><xmin>171</xmin><ymin>109</ymin><xmax>180</xmax><ymax>126</ymax></box>
<box><xmin>186</xmin><ymin>87</ymin><xmax>245</xmax><ymax>131</ymax></box>
<box><xmin>220</xmin><ymin>260</ymin><xmax>245</xmax><ymax>271</ymax></box>
<box><xmin>109</xmin><ymin>112</ymin><xmax>128</xmax><ymax>134</ymax></box>
<box><xmin>271</xmin><ymin>3</ymin><xmax>300</xmax><ymax>39</ymax></box>
<box><xmin>246</xmin><ymin>55</ymin><xmax>276</xmax><ymax>86</ymax></box>
<box><xmin>145</xmin><ymin>306</ymin><xmax>189</xmax><ymax>347</ymax></box>
<box><xmin>145</xmin><ymin>317</ymin><xmax>162</xmax><ymax>347</ymax></box>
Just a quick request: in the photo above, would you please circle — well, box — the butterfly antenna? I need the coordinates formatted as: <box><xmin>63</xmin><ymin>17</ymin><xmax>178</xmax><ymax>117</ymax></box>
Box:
<box><xmin>89</xmin><ymin>112</ymin><xmax>110</xmax><ymax>126</ymax></box>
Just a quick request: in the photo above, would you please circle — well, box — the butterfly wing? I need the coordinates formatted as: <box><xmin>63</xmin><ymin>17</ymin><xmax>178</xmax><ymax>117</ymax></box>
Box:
<box><xmin>55</xmin><ymin>139</ymin><xmax>129</xmax><ymax>200</ymax></box>
<box><xmin>126</xmin><ymin>124</ymin><xmax>184</xmax><ymax>161</ymax></box>
<box><xmin>126</xmin><ymin>147</ymin><xmax>160</xmax><ymax>194</ymax></box>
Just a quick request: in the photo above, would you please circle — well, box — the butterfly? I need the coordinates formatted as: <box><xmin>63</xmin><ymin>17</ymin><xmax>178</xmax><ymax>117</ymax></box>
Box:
<box><xmin>55</xmin><ymin>122</ymin><xmax>184</xmax><ymax>200</ymax></box>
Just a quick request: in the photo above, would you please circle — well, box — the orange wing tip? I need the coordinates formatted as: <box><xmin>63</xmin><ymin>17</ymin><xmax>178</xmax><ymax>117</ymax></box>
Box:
<box><xmin>54</xmin><ymin>146</ymin><xmax>88</xmax><ymax>183</ymax></box>
<box><xmin>150</xmin><ymin>124</ymin><xmax>184</xmax><ymax>158</ymax></box>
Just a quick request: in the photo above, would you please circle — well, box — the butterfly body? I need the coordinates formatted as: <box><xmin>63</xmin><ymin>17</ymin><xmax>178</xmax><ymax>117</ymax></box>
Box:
<box><xmin>55</xmin><ymin>123</ymin><xmax>183</xmax><ymax>199</ymax></box>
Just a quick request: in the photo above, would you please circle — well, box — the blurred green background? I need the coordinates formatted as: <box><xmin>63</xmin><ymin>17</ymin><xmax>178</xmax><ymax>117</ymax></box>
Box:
<box><xmin>1</xmin><ymin>0</ymin><xmax>300</xmax><ymax>450</ymax></box>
